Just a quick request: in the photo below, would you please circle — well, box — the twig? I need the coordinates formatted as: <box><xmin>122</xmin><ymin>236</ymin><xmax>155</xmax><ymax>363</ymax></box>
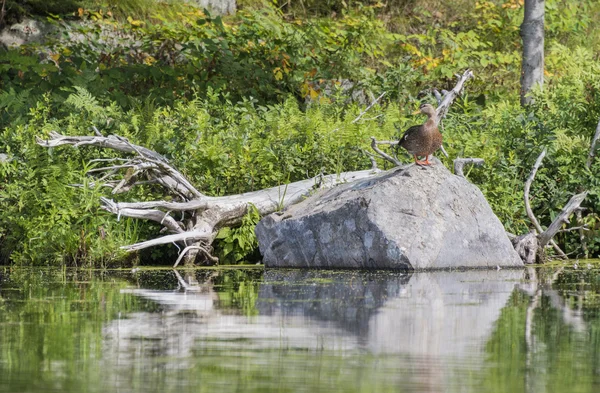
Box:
<box><xmin>89</xmin><ymin>158</ymin><xmax>131</xmax><ymax>164</ymax></box>
<box><xmin>435</xmin><ymin>70</ymin><xmax>474</xmax><ymax>125</ymax></box>
<box><xmin>361</xmin><ymin>149</ymin><xmax>379</xmax><ymax>171</ymax></box>
<box><xmin>370</xmin><ymin>137</ymin><xmax>401</xmax><ymax>166</ymax></box>
<box><xmin>586</xmin><ymin>117</ymin><xmax>600</xmax><ymax>168</ymax></box>
<box><xmin>453</xmin><ymin>157</ymin><xmax>484</xmax><ymax>177</ymax></box>
<box><xmin>371</xmin><ymin>140</ymin><xmax>397</xmax><ymax>145</ymax></box>
<box><xmin>331</xmin><ymin>92</ymin><xmax>387</xmax><ymax>133</ymax></box>
<box><xmin>172</xmin><ymin>244</ymin><xmax>218</xmax><ymax>267</ymax></box>
<box><xmin>101</xmin><ymin>197</ymin><xmax>184</xmax><ymax>234</ymax></box>
<box><xmin>557</xmin><ymin>226</ymin><xmax>588</xmax><ymax>233</ymax></box>
<box><xmin>523</xmin><ymin>148</ymin><xmax>568</xmax><ymax>258</ymax></box>
<box><xmin>524</xmin><ymin>148</ymin><xmax>547</xmax><ymax>235</ymax></box>
<box><xmin>86</xmin><ymin>162</ymin><xmax>148</xmax><ymax>173</ymax></box>
<box><xmin>121</xmin><ymin>231</ymin><xmax>213</xmax><ymax>252</ymax></box>
<box><xmin>439</xmin><ymin>145</ymin><xmax>449</xmax><ymax>158</ymax></box>
<box><xmin>359</xmin><ymin>114</ymin><xmax>385</xmax><ymax>122</ymax></box>
<box><xmin>351</xmin><ymin>92</ymin><xmax>386</xmax><ymax>124</ymax></box>
<box><xmin>576</xmin><ymin>210</ymin><xmax>588</xmax><ymax>257</ymax></box>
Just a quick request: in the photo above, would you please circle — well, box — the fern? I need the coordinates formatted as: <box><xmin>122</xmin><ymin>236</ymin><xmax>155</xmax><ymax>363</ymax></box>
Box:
<box><xmin>0</xmin><ymin>88</ymin><xmax>31</xmax><ymax>112</ymax></box>
<box><xmin>65</xmin><ymin>87</ymin><xmax>102</xmax><ymax>114</ymax></box>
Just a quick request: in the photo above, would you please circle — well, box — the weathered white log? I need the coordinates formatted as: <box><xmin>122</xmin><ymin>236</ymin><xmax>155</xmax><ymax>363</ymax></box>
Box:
<box><xmin>111</xmin><ymin>169</ymin><xmax>381</xmax><ymax>253</ymax></box>
<box><xmin>453</xmin><ymin>158</ymin><xmax>484</xmax><ymax>178</ymax></box>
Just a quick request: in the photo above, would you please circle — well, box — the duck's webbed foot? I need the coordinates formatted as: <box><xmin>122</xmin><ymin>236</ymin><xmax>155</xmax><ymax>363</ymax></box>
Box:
<box><xmin>413</xmin><ymin>155</ymin><xmax>431</xmax><ymax>166</ymax></box>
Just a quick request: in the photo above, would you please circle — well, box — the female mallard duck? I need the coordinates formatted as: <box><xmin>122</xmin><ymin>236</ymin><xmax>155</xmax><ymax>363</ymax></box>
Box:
<box><xmin>398</xmin><ymin>103</ymin><xmax>442</xmax><ymax>166</ymax></box>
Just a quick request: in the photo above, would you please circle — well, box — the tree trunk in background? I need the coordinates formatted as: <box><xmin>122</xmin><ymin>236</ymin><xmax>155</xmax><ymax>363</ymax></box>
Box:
<box><xmin>520</xmin><ymin>0</ymin><xmax>545</xmax><ymax>106</ymax></box>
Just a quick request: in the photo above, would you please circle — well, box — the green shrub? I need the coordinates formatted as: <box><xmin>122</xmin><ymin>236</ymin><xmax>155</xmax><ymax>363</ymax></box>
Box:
<box><xmin>2</xmin><ymin>0</ymin><xmax>600</xmax><ymax>265</ymax></box>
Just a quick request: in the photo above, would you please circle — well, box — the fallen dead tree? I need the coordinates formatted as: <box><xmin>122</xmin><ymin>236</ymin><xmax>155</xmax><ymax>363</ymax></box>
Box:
<box><xmin>513</xmin><ymin>147</ymin><xmax>589</xmax><ymax>263</ymax></box>
<box><xmin>37</xmin><ymin>70</ymin><xmax>477</xmax><ymax>266</ymax></box>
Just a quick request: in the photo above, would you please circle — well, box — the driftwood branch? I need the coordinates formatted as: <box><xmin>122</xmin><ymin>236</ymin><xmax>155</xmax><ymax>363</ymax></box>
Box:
<box><xmin>512</xmin><ymin>232</ymin><xmax>538</xmax><ymax>265</ymax></box>
<box><xmin>352</xmin><ymin>92</ymin><xmax>386</xmax><ymax>124</ymax></box>
<box><xmin>557</xmin><ymin>225</ymin><xmax>588</xmax><ymax>234</ymax></box>
<box><xmin>107</xmin><ymin>168</ymin><xmax>380</xmax><ymax>254</ymax></box>
<box><xmin>435</xmin><ymin>69</ymin><xmax>474</xmax><ymax>125</ymax></box>
<box><xmin>519</xmin><ymin>148</ymin><xmax>590</xmax><ymax>262</ymax></box>
<box><xmin>586</xmin><ymin>117</ymin><xmax>600</xmax><ymax>168</ymax></box>
<box><xmin>369</xmin><ymin>70</ymin><xmax>473</xmax><ymax>166</ymax></box>
<box><xmin>453</xmin><ymin>158</ymin><xmax>484</xmax><ymax>178</ymax></box>
<box><xmin>522</xmin><ymin>148</ymin><xmax>568</xmax><ymax>259</ymax></box>
<box><xmin>538</xmin><ymin>192</ymin><xmax>588</xmax><ymax>248</ymax></box>
<box><xmin>370</xmin><ymin>137</ymin><xmax>401</xmax><ymax>166</ymax></box>
<box><xmin>36</xmin><ymin>132</ymin><xmax>204</xmax><ymax>199</ymax></box>
<box><xmin>523</xmin><ymin>148</ymin><xmax>546</xmax><ymax>235</ymax></box>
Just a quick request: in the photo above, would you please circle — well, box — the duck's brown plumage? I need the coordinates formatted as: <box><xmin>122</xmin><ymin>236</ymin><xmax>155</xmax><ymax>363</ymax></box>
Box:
<box><xmin>398</xmin><ymin>103</ymin><xmax>442</xmax><ymax>165</ymax></box>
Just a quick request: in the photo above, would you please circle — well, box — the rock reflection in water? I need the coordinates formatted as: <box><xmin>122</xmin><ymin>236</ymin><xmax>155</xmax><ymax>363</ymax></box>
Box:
<box><xmin>257</xmin><ymin>269</ymin><xmax>523</xmax><ymax>357</ymax></box>
<box><xmin>107</xmin><ymin>269</ymin><xmax>523</xmax><ymax>360</ymax></box>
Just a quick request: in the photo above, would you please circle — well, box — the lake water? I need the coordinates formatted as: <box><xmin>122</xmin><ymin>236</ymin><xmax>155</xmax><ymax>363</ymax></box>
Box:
<box><xmin>1</xmin><ymin>265</ymin><xmax>599</xmax><ymax>393</ymax></box>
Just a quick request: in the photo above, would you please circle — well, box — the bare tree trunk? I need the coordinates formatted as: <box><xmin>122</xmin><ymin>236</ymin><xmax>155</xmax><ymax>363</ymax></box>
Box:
<box><xmin>520</xmin><ymin>0</ymin><xmax>545</xmax><ymax>106</ymax></box>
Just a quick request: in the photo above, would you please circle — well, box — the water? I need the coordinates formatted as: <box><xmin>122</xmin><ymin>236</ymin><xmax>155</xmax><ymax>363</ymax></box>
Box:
<box><xmin>1</xmin><ymin>266</ymin><xmax>599</xmax><ymax>393</ymax></box>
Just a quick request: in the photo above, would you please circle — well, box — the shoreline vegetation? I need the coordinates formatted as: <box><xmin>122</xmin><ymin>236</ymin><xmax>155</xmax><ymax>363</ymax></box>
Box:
<box><xmin>0</xmin><ymin>0</ymin><xmax>599</xmax><ymax>266</ymax></box>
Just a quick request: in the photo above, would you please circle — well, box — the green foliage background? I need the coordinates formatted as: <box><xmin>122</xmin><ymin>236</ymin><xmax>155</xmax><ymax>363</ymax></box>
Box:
<box><xmin>1</xmin><ymin>0</ymin><xmax>600</xmax><ymax>265</ymax></box>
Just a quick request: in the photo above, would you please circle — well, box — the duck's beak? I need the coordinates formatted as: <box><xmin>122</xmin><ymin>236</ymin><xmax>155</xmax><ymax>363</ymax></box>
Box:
<box><xmin>412</xmin><ymin>109</ymin><xmax>421</xmax><ymax>115</ymax></box>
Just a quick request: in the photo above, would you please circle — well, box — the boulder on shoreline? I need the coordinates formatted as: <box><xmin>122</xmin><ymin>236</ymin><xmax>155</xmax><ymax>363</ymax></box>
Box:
<box><xmin>255</xmin><ymin>162</ymin><xmax>523</xmax><ymax>270</ymax></box>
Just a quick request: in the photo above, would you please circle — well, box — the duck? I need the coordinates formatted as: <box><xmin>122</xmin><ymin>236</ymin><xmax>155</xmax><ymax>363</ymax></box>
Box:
<box><xmin>398</xmin><ymin>103</ymin><xmax>442</xmax><ymax>166</ymax></box>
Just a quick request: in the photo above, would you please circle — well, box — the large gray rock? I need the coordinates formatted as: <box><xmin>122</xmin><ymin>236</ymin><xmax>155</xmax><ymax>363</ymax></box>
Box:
<box><xmin>255</xmin><ymin>162</ymin><xmax>523</xmax><ymax>270</ymax></box>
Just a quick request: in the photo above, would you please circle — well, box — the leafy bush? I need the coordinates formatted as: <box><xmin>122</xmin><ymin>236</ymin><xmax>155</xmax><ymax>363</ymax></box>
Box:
<box><xmin>2</xmin><ymin>0</ymin><xmax>600</xmax><ymax>265</ymax></box>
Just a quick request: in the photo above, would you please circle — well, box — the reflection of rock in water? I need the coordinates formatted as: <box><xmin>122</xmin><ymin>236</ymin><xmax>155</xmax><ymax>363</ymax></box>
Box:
<box><xmin>104</xmin><ymin>268</ymin><xmax>524</xmax><ymax>370</ymax></box>
<box><xmin>257</xmin><ymin>270</ymin><xmax>412</xmax><ymax>336</ymax></box>
<box><xmin>368</xmin><ymin>270</ymin><xmax>524</xmax><ymax>356</ymax></box>
<box><xmin>257</xmin><ymin>269</ymin><xmax>524</xmax><ymax>356</ymax></box>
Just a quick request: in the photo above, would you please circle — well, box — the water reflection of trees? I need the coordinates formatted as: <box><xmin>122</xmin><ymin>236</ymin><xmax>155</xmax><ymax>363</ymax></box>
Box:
<box><xmin>486</xmin><ymin>266</ymin><xmax>600</xmax><ymax>393</ymax></box>
<box><xmin>3</xmin><ymin>266</ymin><xmax>600</xmax><ymax>393</ymax></box>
